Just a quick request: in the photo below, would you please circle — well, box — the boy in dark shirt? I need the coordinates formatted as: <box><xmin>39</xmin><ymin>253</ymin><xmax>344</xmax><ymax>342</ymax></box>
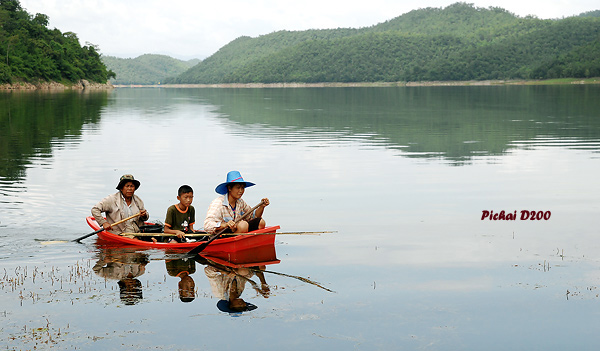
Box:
<box><xmin>164</xmin><ymin>185</ymin><xmax>198</xmax><ymax>242</ymax></box>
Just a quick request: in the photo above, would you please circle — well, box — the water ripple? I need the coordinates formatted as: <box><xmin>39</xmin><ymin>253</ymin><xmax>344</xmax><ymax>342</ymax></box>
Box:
<box><xmin>510</xmin><ymin>137</ymin><xmax>600</xmax><ymax>150</ymax></box>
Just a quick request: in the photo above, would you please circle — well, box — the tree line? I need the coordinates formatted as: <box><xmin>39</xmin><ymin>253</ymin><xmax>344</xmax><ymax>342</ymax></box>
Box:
<box><xmin>0</xmin><ymin>0</ymin><xmax>113</xmax><ymax>85</ymax></box>
<box><xmin>168</xmin><ymin>2</ymin><xmax>600</xmax><ymax>84</ymax></box>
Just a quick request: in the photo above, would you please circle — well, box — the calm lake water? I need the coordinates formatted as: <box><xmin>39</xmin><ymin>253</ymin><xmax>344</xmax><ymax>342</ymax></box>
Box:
<box><xmin>1</xmin><ymin>86</ymin><xmax>599</xmax><ymax>350</ymax></box>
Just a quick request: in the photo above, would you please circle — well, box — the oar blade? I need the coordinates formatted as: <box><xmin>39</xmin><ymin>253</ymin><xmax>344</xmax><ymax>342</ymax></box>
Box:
<box><xmin>188</xmin><ymin>241</ymin><xmax>210</xmax><ymax>255</ymax></box>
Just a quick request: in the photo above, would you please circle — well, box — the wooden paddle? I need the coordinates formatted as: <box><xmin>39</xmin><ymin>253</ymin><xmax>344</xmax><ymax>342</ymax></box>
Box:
<box><xmin>247</xmin><ymin>267</ymin><xmax>335</xmax><ymax>293</ymax></box>
<box><xmin>221</xmin><ymin>231</ymin><xmax>335</xmax><ymax>236</ymax></box>
<box><xmin>74</xmin><ymin>212</ymin><xmax>141</xmax><ymax>242</ymax></box>
<box><xmin>188</xmin><ymin>200</ymin><xmax>265</xmax><ymax>255</ymax></box>
<box><xmin>196</xmin><ymin>256</ymin><xmax>334</xmax><ymax>293</ymax></box>
<box><xmin>126</xmin><ymin>231</ymin><xmax>333</xmax><ymax>237</ymax></box>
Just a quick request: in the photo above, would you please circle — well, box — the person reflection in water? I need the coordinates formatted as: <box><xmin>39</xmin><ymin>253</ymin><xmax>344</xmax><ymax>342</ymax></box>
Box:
<box><xmin>93</xmin><ymin>248</ymin><xmax>149</xmax><ymax>305</ymax></box>
<box><xmin>203</xmin><ymin>262</ymin><xmax>270</xmax><ymax>314</ymax></box>
<box><xmin>166</xmin><ymin>258</ymin><xmax>196</xmax><ymax>303</ymax></box>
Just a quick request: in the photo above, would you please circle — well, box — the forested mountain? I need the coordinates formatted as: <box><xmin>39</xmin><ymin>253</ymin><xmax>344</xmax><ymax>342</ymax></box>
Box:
<box><xmin>0</xmin><ymin>0</ymin><xmax>112</xmax><ymax>84</ymax></box>
<box><xmin>102</xmin><ymin>54</ymin><xmax>200</xmax><ymax>85</ymax></box>
<box><xmin>169</xmin><ymin>2</ymin><xmax>600</xmax><ymax>84</ymax></box>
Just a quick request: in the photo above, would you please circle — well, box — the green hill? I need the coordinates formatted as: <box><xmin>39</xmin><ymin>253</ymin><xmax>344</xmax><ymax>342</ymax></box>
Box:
<box><xmin>102</xmin><ymin>54</ymin><xmax>200</xmax><ymax>85</ymax></box>
<box><xmin>168</xmin><ymin>2</ymin><xmax>600</xmax><ymax>84</ymax></box>
<box><xmin>168</xmin><ymin>28</ymin><xmax>359</xmax><ymax>84</ymax></box>
<box><xmin>0</xmin><ymin>0</ymin><xmax>112</xmax><ymax>85</ymax></box>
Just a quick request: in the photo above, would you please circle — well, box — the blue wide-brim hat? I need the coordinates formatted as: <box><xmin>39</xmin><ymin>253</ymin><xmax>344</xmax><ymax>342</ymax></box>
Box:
<box><xmin>216</xmin><ymin>299</ymin><xmax>258</xmax><ymax>314</ymax></box>
<box><xmin>215</xmin><ymin>171</ymin><xmax>255</xmax><ymax>195</ymax></box>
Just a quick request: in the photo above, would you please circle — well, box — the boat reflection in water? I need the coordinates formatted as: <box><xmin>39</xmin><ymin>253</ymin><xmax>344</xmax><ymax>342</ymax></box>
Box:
<box><xmin>92</xmin><ymin>241</ymin><xmax>280</xmax><ymax>311</ymax></box>
<box><xmin>92</xmin><ymin>245</ymin><xmax>149</xmax><ymax>305</ymax></box>
<box><xmin>198</xmin><ymin>244</ymin><xmax>280</xmax><ymax>314</ymax></box>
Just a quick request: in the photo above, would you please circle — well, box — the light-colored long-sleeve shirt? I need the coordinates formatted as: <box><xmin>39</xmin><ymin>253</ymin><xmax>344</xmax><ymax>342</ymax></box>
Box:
<box><xmin>91</xmin><ymin>191</ymin><xmax>148</xmax><ymax>234</ymax></box>
<box><xmin>203</xmin><ymin>195</ymin><xmax>254</xmax><ymax>234</ymax></box>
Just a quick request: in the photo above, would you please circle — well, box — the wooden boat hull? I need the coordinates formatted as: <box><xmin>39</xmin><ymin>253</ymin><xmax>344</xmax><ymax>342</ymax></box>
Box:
<box><xmin>86</xmin><ymin>216</ymin><xmax>279</xmax><ymax>252</ymax></box>
<box><xmin>201</xmin><ymin>244</ymin><xmax>280</xmax><ymax>268</ymax></box>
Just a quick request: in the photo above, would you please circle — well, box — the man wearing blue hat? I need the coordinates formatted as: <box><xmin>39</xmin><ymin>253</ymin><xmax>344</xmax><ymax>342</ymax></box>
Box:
<box><xmin>203</xmin><ymin>171</ymin><xmax>270</xmax><ymax>234</ymax></box>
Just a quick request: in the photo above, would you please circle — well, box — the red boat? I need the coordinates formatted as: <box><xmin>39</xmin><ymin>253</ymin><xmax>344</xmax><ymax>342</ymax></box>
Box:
<box><xmin>201</xmin><ymin>244</ymin><xmax>280</xmax><ymax>268</ymax></box>
<box><xmin>85</xmin><ymin>216</ymin><xmax>279</xmax><ymax>252</ymax></box>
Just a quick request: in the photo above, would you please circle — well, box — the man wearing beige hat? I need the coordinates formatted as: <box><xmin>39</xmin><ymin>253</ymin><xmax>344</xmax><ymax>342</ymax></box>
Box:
<box><xmin>91</xmin><ymin>174</ymin><xmax>149</xmax><ymax>235</ymax></box>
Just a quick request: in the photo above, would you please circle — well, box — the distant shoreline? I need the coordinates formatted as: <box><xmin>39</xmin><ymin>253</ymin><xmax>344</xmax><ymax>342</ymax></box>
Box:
<box><xmin>114</xmin><ymin>78</ymin><xmax>600</xmax><ymax>88</ymax></box>
<box><xmin>0</xmin><ymin>80</ymin><xmax>114</xmax><ymax>90</ymax></box>
<box><xmin>3</xmin><ymin>78</ymin><xmax>597</xmax><ymax>91</ymax></box>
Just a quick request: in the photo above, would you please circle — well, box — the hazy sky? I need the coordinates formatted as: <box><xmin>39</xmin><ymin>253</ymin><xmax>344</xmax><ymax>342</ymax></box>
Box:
<box><xmin>19</xmin><ymin>0</ymin><xmax>600</xmax><ymax>60</ymax></box>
